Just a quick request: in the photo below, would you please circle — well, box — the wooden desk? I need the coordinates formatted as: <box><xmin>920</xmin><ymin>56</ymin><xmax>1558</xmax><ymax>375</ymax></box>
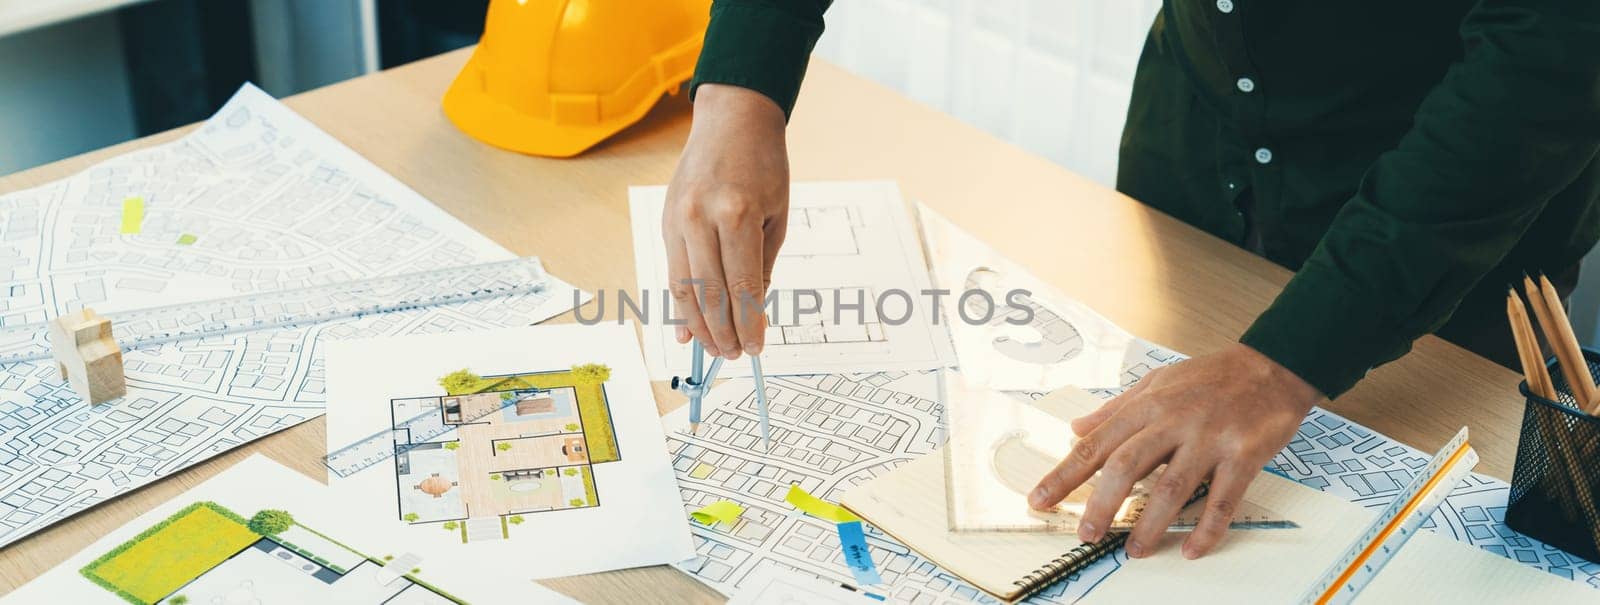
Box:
<box><xmin>0</xmin><ymin>48</ymin><xmax>1528</xmax><ymax>602</ymax></box>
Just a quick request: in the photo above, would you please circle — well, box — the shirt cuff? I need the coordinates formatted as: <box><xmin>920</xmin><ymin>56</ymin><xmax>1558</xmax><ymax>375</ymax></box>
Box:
<box><xmin>1239</xmin><ymin>269</ymin><xmax>1412</xmax><ymax>399</ymax></box>
<box><xmin>690</xmin><ymin>2</ymin><xmax>825</xmax><ymax>120</ymax></box>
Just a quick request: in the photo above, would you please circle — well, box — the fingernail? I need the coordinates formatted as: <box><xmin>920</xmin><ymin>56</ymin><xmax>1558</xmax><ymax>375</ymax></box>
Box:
<box><xmin>1077</xmin><ymin>521</ymin><xmax>1099</xmax><ymax>542</ymax></box>
<box><xmin>1182</xmin><ymin>543</ymin><xmax>1200</xmax><ymax>559</ymax></box>
<box><xmin>705</xmin><ymin>345</ymin><xmax>721</xmax><ymax>357</ymax></box>
<box><xmin>725</xmin><ymin>349</ymin><xmax>741</xmax><ymax>361</ymax></box>
<box><xmin>675</xmin><ymin>328</ymin><xmax>689</xmax><ymax>343</ymax></box>
<box><xmin>1028</xmin><ymin>486</ymin><xmax>1049</xmax><ymax>509</ymax></box>
<box><xmin>746</xmin><ymin>343</ymin><xmax>762</xmax><ymax>356</ymax></box>
<box><xmin>1126</xmin><ymin>540</ymin><xmax>1145</xmax><ymax>558</ymax></box>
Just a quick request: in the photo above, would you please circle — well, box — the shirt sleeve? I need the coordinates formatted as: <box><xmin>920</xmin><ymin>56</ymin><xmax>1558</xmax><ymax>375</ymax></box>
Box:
<box><xmin>1239</xmin><ymin>0</ymin><xmax>1600</xmax><ymax>398</ymax></box>
<box><xmin>689</xmin><ymin>0</ymin><xmax>833</xmax><ymax>120</ymax></box>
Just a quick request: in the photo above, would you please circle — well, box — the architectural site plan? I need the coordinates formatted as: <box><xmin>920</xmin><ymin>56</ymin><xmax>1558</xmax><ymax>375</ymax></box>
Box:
<box><xmin>2</xmin><ymin>454</ymin><xmax>576</xmax><ymax>605</ymax></box>
<box><xmin>324</xmin><ymin>324</ymin><xmax>694</xmax><ymax>580</ymax></box>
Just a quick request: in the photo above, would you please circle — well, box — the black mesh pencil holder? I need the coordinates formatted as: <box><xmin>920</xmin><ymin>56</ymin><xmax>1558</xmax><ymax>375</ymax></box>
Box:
<box><xmin>1507</xmin><ymin>348</ymin><xmax>1600</xmax><ymax>564</ymax></box>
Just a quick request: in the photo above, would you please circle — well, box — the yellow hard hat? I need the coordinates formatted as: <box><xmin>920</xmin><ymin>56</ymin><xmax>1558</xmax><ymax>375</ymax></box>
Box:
<box><xmin>443</xmin><ymin>0</ymin><xmax>711</xmax><ymax>158</ymax></box>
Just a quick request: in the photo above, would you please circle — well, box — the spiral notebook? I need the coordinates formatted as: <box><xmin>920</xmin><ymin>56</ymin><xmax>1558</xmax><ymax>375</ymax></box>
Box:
<box><xmin>840</xmin><ymin>451</ymin><xmax>1122</xmax><ymax>602</ymax></box>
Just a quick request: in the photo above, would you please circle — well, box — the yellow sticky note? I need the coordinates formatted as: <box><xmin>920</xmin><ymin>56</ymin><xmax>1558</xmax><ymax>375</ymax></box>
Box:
<box><xmin>690</xmin><ymin>500</ymin><xmax>745</xmax><ymax>526</ymax></box>
<box><xmin>120</xmin><ymin>197</ymin><xmax>144</xmax><ymax>234</ymax></box>
<box><xmin>176</xmin><ymin>234</ymin><xmax>198</xmax><ymax>245</ymax></box>
<box><xmin>785</xmin><ymin>484</ymin><xmax>859</xmax><ymax>523</ymax></box>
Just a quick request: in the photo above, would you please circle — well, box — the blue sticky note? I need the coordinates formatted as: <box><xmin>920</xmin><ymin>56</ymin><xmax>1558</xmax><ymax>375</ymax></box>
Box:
<box><xmin>836</xmin><ymin>520</ymin><xmax>883</xmax><ymax>586</ymax></box>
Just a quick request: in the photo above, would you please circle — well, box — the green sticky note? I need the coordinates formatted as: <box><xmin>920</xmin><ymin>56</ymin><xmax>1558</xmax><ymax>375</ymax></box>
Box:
<box><xmin>176</xmin><ymin>234</ymin><xmax>198</xmax><ymax>245</ymax></box>
<box><xmin>690</xmin><ymin>500</ymin><xmax>746</xmax><ymax>526</ymax></box>
<box><xmin>120</xmin><ymin>197</ymin><xmax>144</xmax><ymax>234</ymax></box>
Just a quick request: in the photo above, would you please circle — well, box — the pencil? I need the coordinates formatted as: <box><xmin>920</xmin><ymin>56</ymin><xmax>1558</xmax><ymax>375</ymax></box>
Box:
<box><xmin>1522</xmin><ymin>274</ymin><xmax>1595</xmax><ymax>408</ymax></box>
<box><xmin>1508</xmin><ymin>290</ymin><xmax>1556</xmax><ymax>400</ymax></box>
<box><xmin>1538</xmin><ymin>274</ymin><xmax>1598</xmax><ymax>410</ymax></box>
<box><xmin>1536</xmin><ymin>275</ymin><xmax>1600</xmax><ymax>412</ymax></box>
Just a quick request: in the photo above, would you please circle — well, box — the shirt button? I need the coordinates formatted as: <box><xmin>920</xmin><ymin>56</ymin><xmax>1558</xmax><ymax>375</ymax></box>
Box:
<box><xmin>1255</xmin><ymin>148</ymin><xmax>1274</xmax><ymax>164</ymax></box>
<box><xmin>1226</xmin><ymin>182</ymin><xmax>1238</xmax><ymax>190</ymax></box>
<box><xmin>1236</xmin><ymin>77</ymin><xmax>1255</xmax><ymax>93</ymax></box>
<box><xmin>1217</xmin><ymin>0</ymin><xmax>1234</xmax><ymax>13</ymax></box>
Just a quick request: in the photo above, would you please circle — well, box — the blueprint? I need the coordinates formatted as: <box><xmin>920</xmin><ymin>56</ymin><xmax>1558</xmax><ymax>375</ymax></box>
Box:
<box><xmin>0</xmin><ymin>83</ymin><xmax>580</xmax><ymax>549</ymax></box>
<box><xmin>662</xmin><ymin>223</ymin><xmax>1600</xmax><ymax>602</ymax></box>
<box><xmin>630</xmin><ymin>182</ymin><xmax>957</xmax><ymax>380</ymax></box>
<box><xmin>324</xmin><ymin>324</ymin><xmax>695</xmax><ymax>579</ymax></box>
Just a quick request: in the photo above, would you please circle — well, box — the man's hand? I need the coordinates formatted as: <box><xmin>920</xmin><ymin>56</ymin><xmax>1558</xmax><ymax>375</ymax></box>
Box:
<box><xmin>1029</xmin><ymin>343</ymin><xmax>1324</xmax><ymax>559</ymax></box>
<box><xmin>662</xmin><ymin>84</ymin><xmax>790</xmax><ymax>360</ymax></box>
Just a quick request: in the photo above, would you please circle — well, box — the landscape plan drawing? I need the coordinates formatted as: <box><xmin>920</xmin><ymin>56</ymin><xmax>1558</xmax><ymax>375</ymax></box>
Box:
<box><xmin>630</xmin><ymin>181</ymin><xmax>956</xmax><ymax>380</ymax></box>
<box><xmin>662</xmin><ymin>218</ymin><xmax>1600</xmax><ymax>603</ymax></box>
<box><xmin>0</xmin><ymin>454</ymin><xmax>578</xmax><ymax>605</ymax></box>
<box><xmin>325</xmin><ymin>323</ymin><xmax>695</xmax><ymax>579</ymax></box>
<box><xmin>0</xmin><ymin>83</ymin><xmax>582</xmax><ymax>549</ymax></box>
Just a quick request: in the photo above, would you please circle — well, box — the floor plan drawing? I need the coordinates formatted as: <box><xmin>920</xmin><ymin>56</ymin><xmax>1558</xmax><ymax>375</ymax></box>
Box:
<box><xmin>369</xmin><ymin>370</ymin><xmax>620</xmax><ymax>540</ymax></box>
<box><xmin>0</xmin><ymin>84</ymin><xmax>580</xmax><ymax>549</ymax></box>
<box><xmin>631</xmin><ymin>181</ymin><xmax>956</xmax><ymax>379</ymax></box>
<box><xmin>764</xmin><ymin>287</ymin><xmax>888</xmax><ymax>348</ymax></box>
<box><xmin>3</xmin><ymin>454</ymin><xmax>579</xmax><ymax>605</ymax></box>
<box><xmin>325</xmin><ymin>324</ymin><xmax>695</xmax><ymax>579</ymax></box>
<box><xmin>80</xmin><ymin>501</ymin><xmax>462</xmax><ymax>605</ymax></box>
<box><xmin>780</xmin><ymin>206</ymin><xmax>864</xmax><ymax>258</ymax></box>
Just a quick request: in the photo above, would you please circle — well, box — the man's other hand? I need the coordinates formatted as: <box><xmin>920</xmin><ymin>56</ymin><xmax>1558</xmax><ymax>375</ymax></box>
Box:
<box><xmin>1029</xmin><ymin>343</ymin><xmax>1324</xmax><ymax>559</ymax></box>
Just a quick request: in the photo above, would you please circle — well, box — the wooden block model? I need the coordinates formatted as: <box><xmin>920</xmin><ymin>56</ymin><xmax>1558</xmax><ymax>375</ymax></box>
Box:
<box><xmin>47</xmin><ymin>308</ymin><xmax>126</xmax><ymax>405</ymax></box>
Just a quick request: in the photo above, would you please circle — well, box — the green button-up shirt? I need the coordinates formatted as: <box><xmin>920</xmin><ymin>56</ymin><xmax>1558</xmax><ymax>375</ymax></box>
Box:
<box><xmin>690</xmin><ymin>0</ymin><xmax>1600</xmax><ymax>397</ymax></box>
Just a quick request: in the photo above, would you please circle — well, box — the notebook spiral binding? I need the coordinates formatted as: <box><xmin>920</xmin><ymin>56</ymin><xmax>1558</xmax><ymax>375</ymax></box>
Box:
<box><xmin>1011</xmin><ymin>533</ymin><xmax>1131</xmax><ymax>601</ymax></box>
<box><xmin>1011</xmin><ymin>484</ymin><xmax>1210</xmax><ymax>600</ymax></box>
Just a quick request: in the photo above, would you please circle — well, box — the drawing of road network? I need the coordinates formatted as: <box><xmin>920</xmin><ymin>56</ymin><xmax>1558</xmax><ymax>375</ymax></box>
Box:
<box><xmin>667</xmin><ymin>334</ymin><xmax>1600</xmax><ymax>601</ymax></box>
<box><xmin>0</xmin><ymin>84</ymin><xmax>568</xmax><ymax>549</ymax></box>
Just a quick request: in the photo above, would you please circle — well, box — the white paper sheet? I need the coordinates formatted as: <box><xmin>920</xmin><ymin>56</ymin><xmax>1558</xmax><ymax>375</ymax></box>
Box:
<box><xmin>629</xmin><ymin>181</ymin><xmax>956</xmax><ymax>379</ymax></box>
<box><xmin>324</xmin><ymin>323</ymin><xmax>695</xmax><ymax>579</ymax></box>
<box><xmin>0</xmin><ymin>83</ymin><xmax>582</xmax><ymax>549</ymax></box>
<box><xmin>1</xmin><ymin>454</ymin><xmax>578</xmax><ymax>605</ymax></box>
<box><xmin>727</xmin><ymin>565</ymin><xmax>886</xmax><ymax>604</ymax></box>
<box><xmin>1078</xmin><ymin>473</ymin><xmax>1600</xmax><ymax>604</ymax></box>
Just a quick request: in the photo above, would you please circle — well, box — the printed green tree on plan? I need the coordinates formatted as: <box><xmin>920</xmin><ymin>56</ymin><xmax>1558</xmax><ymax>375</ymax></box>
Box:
<box><xmin>442</xmin><ymin>521</ymin><xmax>458</xmax><ymax>531</ymax></box>
<box><xmin>496</xmin><ymin>442</ymin><xmax>512</xmax><ymax>452</ymax></box>
<box><xmin>443</xmin><ymin>442</ymin><xmax>459</xmax><ymax>451</ymax></box>
<box><xmin>571</xmin><ymin>363</ymin><xmax>611</xmax><ymax>384</ymax></box>
<box><xmin>508</xmin><ymin>515</ymin><xmax>525</xmax><ymax>525</ymax></box>
<box><xmin>403</xmin><ymin>513</ymin><xmax>419</xmax><ymax>522</ymax></box>
<box><xmin>563</xmin><ymin>468</ymin><xmax>578</xmax><ymax>477</ymax></box>
<box><xmin>437</xmin><ymin>369</ymin><xmax>481</xmax><ymax>395</ymax></box>
<box><xmin>570</xmin><ymin>498</ymin><xmax>585</xmax><ymax>507</ymax></box>
<box><xmin>247</xmin><ymin>510</ymin><xmax>292</xmax><ymax>535</ymax></box>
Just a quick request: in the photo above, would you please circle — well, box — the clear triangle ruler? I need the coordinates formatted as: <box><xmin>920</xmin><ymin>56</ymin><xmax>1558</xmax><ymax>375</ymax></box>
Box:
<box><xmin>943</xmin><ymin>373</ymin><xmax>1299</xmax><ymax>533</ymax></box>
<box><xmin>0</xmin><ymin>256</ymin><xmax>553</xmax><ymax>366</ymax></box>
<box><xmin>1298</xmin><ymin>427</ymin><xmax>1478</xmax><ymax>604</ymax></box>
